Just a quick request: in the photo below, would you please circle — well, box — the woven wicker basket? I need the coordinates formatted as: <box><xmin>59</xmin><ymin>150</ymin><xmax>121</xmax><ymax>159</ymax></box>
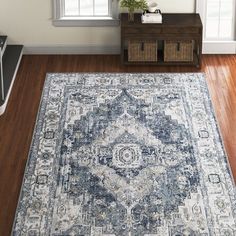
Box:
<box><xmin>164</xmin><ymin>40</ymin><xmax>193</xmax><ymax>62</ymax></box>
<box><xmin>128</xmin><ymin>40</ymin><xmax>157</xmax><ymax>62</ymax></box>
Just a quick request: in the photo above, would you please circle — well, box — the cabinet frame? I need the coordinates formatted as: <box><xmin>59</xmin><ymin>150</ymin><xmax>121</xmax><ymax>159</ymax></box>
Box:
<box><xmin>120</xmin><ymin>13</ymin><xmax>203</xmax><ymax>68</ymax></box>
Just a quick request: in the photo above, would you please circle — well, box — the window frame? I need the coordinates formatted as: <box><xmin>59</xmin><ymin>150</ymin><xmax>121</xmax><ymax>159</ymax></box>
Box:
<box><xmin>196</xmin><ymin>0</ymin><xmax>236</xmax><ymax>53</ymax></box>
<box><xmin>196</xmin><ymin>0</ymin><xmax>236</xmax><ymax>41</ymax></box>
<box><xmin>52</xmin><ymin>0</ymin><xmax>120</xmax><ymax>27</ymax></box>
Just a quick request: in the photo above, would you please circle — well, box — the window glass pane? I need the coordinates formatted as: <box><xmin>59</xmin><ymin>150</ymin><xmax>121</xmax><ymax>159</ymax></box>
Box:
<box><xmin>95</xmin><ymin>0</ymin><xmax>109</xmax><ymax>15</ymax></box>
<box><xmin>80</xmin><ymin>0</ymin><xmax>93</xmax><ymax>16</ymax></box>
<box><xmin>219</xmin><ymin>19</ymin><xmax>232</xmax><ymax>37</ymax></box>
<box><xmin>65</xmin><ymin>0</ymin><xmax>79</xmax><ymax>16</ymax></box>
<box><xmin>205</xmin><ymin>0</ymin><xmax>235</xmax><ymax>39</ymax></box>
<box><xmin>220</xmin><ymin>1</ymin><xmax>233</xmax><ymax>18</ymax></box>
<box><xmin>207</xmin><ymin>1</ymin><xmax>220</xmax><ymax>18</ymax></box>
<box><xmin>64</xmin><ymin>0</ymin><xmax>110</xmax><ymax>17</ymax></box>
<box><xmin>206</xmin><ymin>19</ymin><xmax>219</xmax><ymax>38</ymax></box>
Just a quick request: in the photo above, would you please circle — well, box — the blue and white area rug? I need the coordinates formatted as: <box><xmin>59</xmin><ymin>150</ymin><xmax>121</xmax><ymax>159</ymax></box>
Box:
<box><xmin>13</xmin><ymin>73</ymin><xmax>236</xmax><ymax>235</ymax></box>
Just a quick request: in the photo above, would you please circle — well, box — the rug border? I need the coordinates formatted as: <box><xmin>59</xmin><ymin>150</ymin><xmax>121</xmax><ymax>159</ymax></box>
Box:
<box><xmin>11</xmin><ymin>72</ymin><xmax>236</xmax><ymax>235</ymax></box>
<box><xmin>198</xmin><ymin>72</ymin><xmax>236</xmax><ymax>187</ymax></box>
<box><xmin>10</xmin><ymin>74</ymin><xmax>51</xmax><ymax>236</ymax></box>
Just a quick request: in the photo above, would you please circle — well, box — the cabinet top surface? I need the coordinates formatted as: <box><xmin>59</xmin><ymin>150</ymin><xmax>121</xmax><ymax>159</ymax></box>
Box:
<box><xmin>121</xmin><ymin>13</ymin><xmax>202</xmax><ymax>28</ymax></box>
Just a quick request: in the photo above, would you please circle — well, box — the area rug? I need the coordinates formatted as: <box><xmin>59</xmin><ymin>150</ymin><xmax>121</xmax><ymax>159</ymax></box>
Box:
<box><xmin>12</xmin><ymin>73</ymin><xmax>236</xmax><ymax>235</ymax></box>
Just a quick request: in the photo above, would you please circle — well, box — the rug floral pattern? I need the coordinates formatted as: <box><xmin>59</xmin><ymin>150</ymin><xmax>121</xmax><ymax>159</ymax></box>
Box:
<box><xmin>13</xmin><ymin>73</ymin><xmax>236</xmax><ymax>235</ymax></box>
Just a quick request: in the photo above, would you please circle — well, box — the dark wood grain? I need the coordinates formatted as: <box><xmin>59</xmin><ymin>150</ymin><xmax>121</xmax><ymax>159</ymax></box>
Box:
<box><xmin>120</xmin><ymin>13</ymin><xmax>202</xmax><ymax>66</ymax></box>
<box><xmin>0</xmin><ymin>54</ymin><xmax>235</xmax><ymax>236</ymax></box>
<box><xmin>120</xmin><ymin>13</ymin><xmax>202</xmax><ymax>27</ymax></box>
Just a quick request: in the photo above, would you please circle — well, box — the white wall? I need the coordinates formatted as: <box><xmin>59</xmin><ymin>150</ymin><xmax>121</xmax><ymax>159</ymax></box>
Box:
<box><xmin>0</xmin><ymin>0</ymin><xmax>195</xmax><ymax>53</ymax></box>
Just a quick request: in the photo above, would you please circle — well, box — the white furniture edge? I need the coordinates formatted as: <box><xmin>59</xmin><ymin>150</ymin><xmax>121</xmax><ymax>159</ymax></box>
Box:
<box><xmin>0</xmin><ymin>50</ymin><xmax>23</xmax><ymax>115</ymax></box>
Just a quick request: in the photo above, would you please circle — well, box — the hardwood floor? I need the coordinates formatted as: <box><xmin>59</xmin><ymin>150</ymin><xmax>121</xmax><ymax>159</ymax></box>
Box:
<box><xmin>0</xmin><ymin>55</ymin><xmax>235</xmax><ymax>235</ymax></box>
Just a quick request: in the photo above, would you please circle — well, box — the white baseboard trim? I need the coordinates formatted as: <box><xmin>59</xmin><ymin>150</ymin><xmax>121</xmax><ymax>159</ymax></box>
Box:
<box><xmin>203</xmin><ymin>41</ymin><xmax>236</xmax><ymax>54</ymax></box>
<box><xmin>21</xmin><ymin>42</ymin><xmax>236</xmax><ymax>55</ymax></box>
<box><xmin>23</xmin><ymin>45</ymin><xmax>120</xmax><ymax>55</ymax></box>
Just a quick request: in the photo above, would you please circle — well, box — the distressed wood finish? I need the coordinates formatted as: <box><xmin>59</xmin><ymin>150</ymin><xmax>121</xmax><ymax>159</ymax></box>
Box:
<box><xmin>120</xmin><ymin>13</ymin><xmax>203</xmax><ymax>67</ymax></box>
<box><xmin>0</xmin><ymin>54</ymin><xmax>235</xmax><ymax>236</ymax></box>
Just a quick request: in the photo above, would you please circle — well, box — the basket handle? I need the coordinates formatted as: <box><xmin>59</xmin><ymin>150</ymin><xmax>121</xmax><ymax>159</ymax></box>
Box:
<box><xmin>141</xmin><ymin>42</ymin><xmax>144</xmax><ymax>51</ymax></box>
<box><xmin>176</xmin><ymin>42</ymin><xmax>180</xmax><ymax>51</ymax></box>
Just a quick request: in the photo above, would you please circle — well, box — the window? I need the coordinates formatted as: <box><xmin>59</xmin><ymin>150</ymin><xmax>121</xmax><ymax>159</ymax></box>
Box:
<box><xmin>196</xmin><ymin>0</ymin><xmax>236</xmax><ymax>53</ymax></box>
<box><xmin>64</xmin><ymin>0</ymin><xmax>109</xmax><ymax>17</ymax></box>
<box><xmin>53</xmin><ymin>0</ymin><xmax>119</xmax><ymax>26</ymax></box>
<box><xmin>205</xmin><ymin>0</ymin><xmax>235</xmax><ymax>40</ymax></box>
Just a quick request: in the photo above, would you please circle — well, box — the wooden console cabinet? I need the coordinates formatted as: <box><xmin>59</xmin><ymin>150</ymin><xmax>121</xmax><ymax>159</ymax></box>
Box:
<box><xmin>120</xmin><ymin>13</ymin><xmax>203</xmax><ymax>67</ymax></box>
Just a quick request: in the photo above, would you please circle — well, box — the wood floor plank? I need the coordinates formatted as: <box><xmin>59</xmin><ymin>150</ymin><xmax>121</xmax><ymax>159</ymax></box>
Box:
<box><xmin>0</xmin><ymin>55</ymin><xmax>235</xmax><ymax>236</ymax></box>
